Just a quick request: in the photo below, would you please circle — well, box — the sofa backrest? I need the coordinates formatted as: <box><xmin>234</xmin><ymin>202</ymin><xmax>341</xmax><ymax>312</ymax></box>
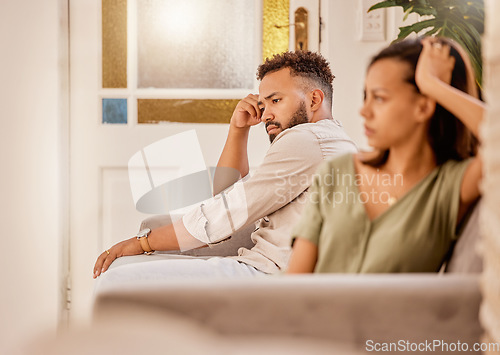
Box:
<box><xmin>140</xmin><ymin>200</ymin><xmax>483</xmax><ymax>272</ymax></box>
<box><xmin>445</xmin><ymin>201</ymin><xmax>482</xmax><ymax>273</ymax></box>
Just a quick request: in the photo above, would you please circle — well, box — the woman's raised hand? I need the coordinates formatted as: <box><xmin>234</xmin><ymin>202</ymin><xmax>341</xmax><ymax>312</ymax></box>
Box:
<box><xmin>416</xmin><ymin>37</ymin><xmax>456</xmax><ymax>96</ymax></box>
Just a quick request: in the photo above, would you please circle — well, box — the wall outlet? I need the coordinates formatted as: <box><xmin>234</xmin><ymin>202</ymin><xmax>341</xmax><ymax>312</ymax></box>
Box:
<box><xmin>357</xmin><ymin>0</ymin><xmax>385</xmax><ymax>41</ymax></box>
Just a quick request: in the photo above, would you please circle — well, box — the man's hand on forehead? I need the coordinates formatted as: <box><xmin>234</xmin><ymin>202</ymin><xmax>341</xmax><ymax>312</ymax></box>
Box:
<box><xmin>229</xmin><ymin>94</ymin><xmax>263</xmax><ymax>129</ymax></box>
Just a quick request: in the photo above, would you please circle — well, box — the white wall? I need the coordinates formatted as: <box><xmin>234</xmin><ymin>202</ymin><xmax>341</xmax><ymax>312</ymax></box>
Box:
<box><xmin>321</xmin><ymin>1</ymin><xmax>396</xmax><ymax>149</ymax></box>
<box><xmin>0</xmin><ymin>0</ymin><xmax>65</xmax><ymax>353</ymax></box>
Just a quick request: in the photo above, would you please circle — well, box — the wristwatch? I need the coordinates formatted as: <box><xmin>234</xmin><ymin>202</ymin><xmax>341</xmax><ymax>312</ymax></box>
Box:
<box><xmin>136</xmin><ymin>228</ymin><xmax>154</xmax><ymax>255</ymax></box>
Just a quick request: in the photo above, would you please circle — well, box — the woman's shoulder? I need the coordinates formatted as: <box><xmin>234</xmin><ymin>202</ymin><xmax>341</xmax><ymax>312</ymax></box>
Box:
<box><xmin>323</xmin><ymin>151</ymin><xmax>379</xmax><ymax>170</ymax></box>
<box><xmin>438</xmin><ymin>157</ymin><xmax>474</xmax><ymax>176</ymax></box>
<box><xmin>325</xmin><ymin>152</ymin><xmax>355</xmax><ymax>166</ymax></box>
<box><xmin>315</xmin><ymin>152</ymin><xmax>355</xmax><ymax>176</ymax></box>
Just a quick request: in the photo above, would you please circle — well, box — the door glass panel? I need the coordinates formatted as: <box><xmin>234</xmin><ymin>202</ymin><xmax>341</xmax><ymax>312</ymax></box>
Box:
<box><xmin>102</xmin><ymin>0</ymin><xmax>127</xmax><ymax>88</ymax></box>
<box><xmin>102</xmin><ymin>98</ymin><xmax>128</xmax><ymax>124</ymax></box>
<box><xmin>137</xmin><ymin>99</ymin><xmax>239</xmax><ymax>124</ymax></box>
<box><xmin>101</xmin><ymin>0</ymin><xmax>290</xmax><ymax>124</ymax></box>
<box><xmin>137</xmin><ymin>0</ymin><xmax>256</xmax><ymax>89</ymax></box>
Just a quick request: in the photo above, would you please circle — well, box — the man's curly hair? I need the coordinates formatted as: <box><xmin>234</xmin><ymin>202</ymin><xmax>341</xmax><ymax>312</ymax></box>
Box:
<box><xmin>257</xmin><ymin>51</ymin><xmax>334</xmax><ymax>108</ymax></box>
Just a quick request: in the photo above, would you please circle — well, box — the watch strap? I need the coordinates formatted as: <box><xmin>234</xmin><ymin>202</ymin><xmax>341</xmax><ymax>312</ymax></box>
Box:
<box><xmin>136</xmin><ymin>229</ymin><xmax>154</xmax><ymax>254</ymax></box>
<box><xmin>138</xmin><ymin>236</ymin><xmax>154</xmax><ymax>254</ymax></box>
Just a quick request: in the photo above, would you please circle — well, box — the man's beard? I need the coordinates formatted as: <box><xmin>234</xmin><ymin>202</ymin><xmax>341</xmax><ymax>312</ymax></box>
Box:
<box><xmin>266</xmin><ymin>102</ymin><xmax>309</xmax><ymax>143</ymax></box>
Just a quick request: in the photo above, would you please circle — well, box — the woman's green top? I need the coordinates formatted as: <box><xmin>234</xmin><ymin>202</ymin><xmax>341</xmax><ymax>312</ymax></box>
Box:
<box><xmin>291</xmin><ymin>153</ymin><xmax>472</xmax><ymax>273</ymax></box>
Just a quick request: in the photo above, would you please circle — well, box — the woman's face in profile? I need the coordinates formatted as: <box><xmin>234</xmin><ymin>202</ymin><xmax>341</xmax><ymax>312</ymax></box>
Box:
<box><xmin>359</xmin><ymin>58</ymin><xmax>427</xmax><ymax>150</ymax></box>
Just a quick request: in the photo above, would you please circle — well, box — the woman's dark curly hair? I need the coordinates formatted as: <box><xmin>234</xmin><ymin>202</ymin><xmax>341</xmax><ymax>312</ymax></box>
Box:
<box><xmin>257</xmin><ymin>51</ymin><xmax>335</xmax><ymax>109</ymax></box>
<box><xmin>363</xmin><ymin>37</ymin><xmax>479</xmax><ymax>167</ymax></box>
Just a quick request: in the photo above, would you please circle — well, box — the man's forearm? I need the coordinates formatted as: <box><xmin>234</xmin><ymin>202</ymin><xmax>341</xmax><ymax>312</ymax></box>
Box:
<box><xmin>147</xmin><ymin>219</ymin><xmax>205</xmax><ymax>251</ymax></box>
<box><xmin>213</xmin><ymin>125</ymin><xmax>250</xmax><ymax>194</ymax></box>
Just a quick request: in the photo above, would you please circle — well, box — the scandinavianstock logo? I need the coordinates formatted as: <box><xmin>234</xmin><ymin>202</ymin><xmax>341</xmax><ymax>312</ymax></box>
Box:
<box><xmin>128</xmin><ymin>130</ymin><xmax>247</xmax><ymax>221</ymax></box>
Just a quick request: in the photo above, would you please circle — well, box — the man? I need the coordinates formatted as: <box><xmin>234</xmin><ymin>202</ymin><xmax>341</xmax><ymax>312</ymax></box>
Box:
<box><xmin>93</xmin><ymin>51</ymin><xmax>357</xmax><ymax>279</ymax></box>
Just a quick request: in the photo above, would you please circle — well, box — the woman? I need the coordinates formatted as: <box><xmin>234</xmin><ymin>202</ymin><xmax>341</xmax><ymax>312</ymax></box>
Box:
<box><xmin>287</xmin><ymin>37</ymin><xmax>484</xmax><ymax>273</ymax></box>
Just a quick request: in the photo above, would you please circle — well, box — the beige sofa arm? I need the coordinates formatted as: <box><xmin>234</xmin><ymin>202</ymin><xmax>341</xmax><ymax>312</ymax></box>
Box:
<box><xmin>94</xmin><ymin>274</ymin><xmax>481</xmax><ymax>353</ymax></box>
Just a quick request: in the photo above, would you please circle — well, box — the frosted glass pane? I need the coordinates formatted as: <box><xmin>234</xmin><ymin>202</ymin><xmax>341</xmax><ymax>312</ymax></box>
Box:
<box><xmin>137</xmin><ymin>0</ymin><xmax>256</xmax><ymax>89</ymax></box>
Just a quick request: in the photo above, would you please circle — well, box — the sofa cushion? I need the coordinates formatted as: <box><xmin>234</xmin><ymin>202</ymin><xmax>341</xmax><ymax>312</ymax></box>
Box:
<box><xmin>445</xmin><ymin>201</ymin><xmax>482</xmax><ymax>273</ymax></box>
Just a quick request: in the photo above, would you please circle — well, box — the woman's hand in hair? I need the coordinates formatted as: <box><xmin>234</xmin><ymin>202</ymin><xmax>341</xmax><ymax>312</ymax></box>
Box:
<box><xmin>416</xmin><ymin>37</ymin><xmax>456</xmax><ymax>97</ymax></box>
<box><xmin>415</xmin><ymin>37</ymin><xmax>484</xmax><ymax>138</ymax></box>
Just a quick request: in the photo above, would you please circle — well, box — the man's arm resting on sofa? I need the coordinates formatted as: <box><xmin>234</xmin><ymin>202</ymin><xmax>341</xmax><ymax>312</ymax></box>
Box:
<box><xmin>93</xmin><ymin>219</ymin><xmax>206</xmax><ymax>278</ymax></box>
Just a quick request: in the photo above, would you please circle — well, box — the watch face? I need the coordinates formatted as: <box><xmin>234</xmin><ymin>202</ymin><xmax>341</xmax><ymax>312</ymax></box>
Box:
<box><xmin>137</xmin><ymin>228</ymin><xmax>151</xmax><ymax>238</ymax></box>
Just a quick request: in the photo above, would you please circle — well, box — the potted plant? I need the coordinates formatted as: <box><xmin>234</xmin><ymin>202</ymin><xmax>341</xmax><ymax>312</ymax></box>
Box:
<box><xmin>369</xmin><ymin>0</ymin><xmax>484</xmax><ymax>86</ymax></box>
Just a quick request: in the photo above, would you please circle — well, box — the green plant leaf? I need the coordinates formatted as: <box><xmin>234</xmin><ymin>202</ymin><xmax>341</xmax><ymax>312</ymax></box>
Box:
<box><xmin>395</xmin><ymin>18</ymin><xmax>437</xmax><ymax>40</ymax></box>
<box><xmin>448</xmin><ymin>24</ymin><xmax>482</xmax><ymax>85</ymax></box>
<box><xmin>368</xmin><ymin>0</ymin><xmax>398</xmax><ymax>11</ymax></box>
<box><xmin>422</xmin><ymin>26</ymin><xmax>441</xmax><ymax>37</ymax></box>
<box><xmin>403</xmin><ymin>6</ymin><xmax>413</xmax><ymax>21</ymax></box>
<box><xmin>369</xmin><ymin>0</ymin><xmax>407</xmax><ymax>12</ymax></box>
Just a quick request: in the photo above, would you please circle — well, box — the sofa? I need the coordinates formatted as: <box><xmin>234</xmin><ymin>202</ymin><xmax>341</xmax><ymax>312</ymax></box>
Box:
<box><xmin>89</xmin><ymin>203</ymin><xmax>483</xmax><ymax>354</ymax></box>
